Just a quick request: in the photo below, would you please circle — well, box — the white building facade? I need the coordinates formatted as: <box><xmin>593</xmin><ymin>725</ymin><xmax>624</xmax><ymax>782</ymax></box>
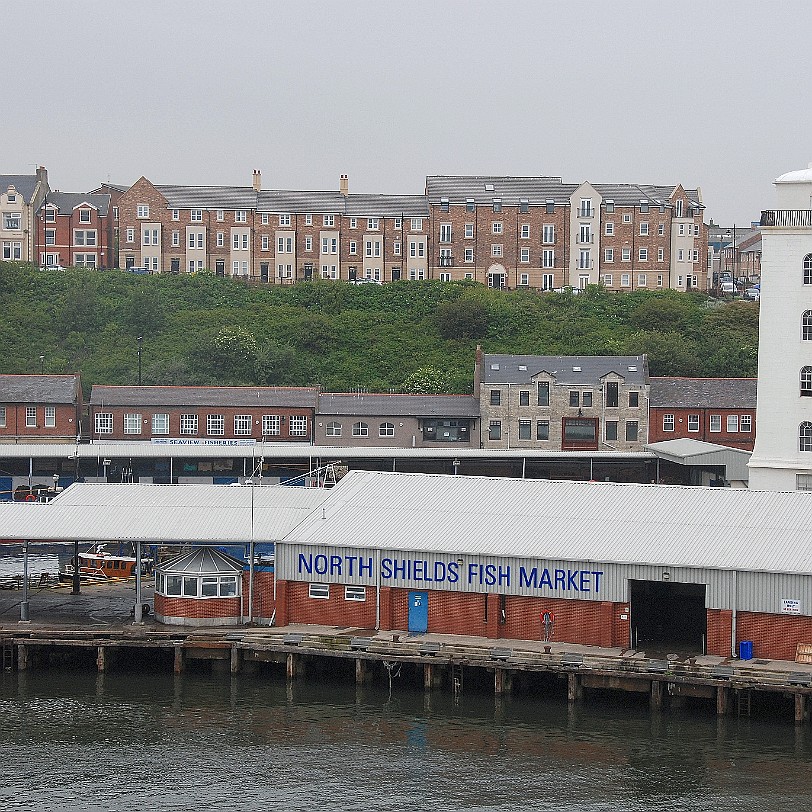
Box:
<box><xmin>749</xmin><ymin>164</ymin><xmax>812</xmax><ymax>490</ymax></box>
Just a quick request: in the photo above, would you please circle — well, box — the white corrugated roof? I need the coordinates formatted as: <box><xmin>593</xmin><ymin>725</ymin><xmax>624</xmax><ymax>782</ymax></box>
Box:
<box><xmin>283</xmin><ymin>470</ymin><xmax>812</xmax><ymax>576</ymax></box>
<box><xmin>0</xmin><ymin>483</ymin><xmax>328</xmax><ymax>544</ymax></box>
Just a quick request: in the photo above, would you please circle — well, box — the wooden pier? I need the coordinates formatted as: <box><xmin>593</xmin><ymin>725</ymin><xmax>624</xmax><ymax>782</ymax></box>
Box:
<box><xmin>3</xmin><ymin>625</ymin><xmax>812</xmax><ymax>724</ymax></box>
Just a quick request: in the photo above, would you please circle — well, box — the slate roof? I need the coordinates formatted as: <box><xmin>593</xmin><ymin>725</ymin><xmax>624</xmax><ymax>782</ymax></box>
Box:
<box><xmin>258</xmin><ymin>189</ymin><xmax>345</xmax><ymax>214</ymax></box>
<box><xmin>0</xmin><ymin>174</ymin><xmax>39</xmax><ymax>202</ymax></box>
<box><xmin>90</xmin><ymin>385</ymin><xmax>320</xmax><ymax>409</ymax></box>
<box><xmin>649</xmin><ymin>378</ymin><xmax>757</xmax><ymax>409</ymax></box>
<box><xmin>156</xmin><ymin>185</ymin><xmax>258</xmax><ymax>209</ymax></box>
<box><xmin>425</xmin><ymin>176</ymin><xmax>703</xmax><ymax>208</ymax></box>
<box><xmin>482</xmin><ymin>355</ymin><xmax>648</xmax><ymax>386</ymax></box>
<box><xmin>43</xmin><ymin>192</ymin><xmax>111</xmax><ymax>216</ymax></box>
<box><xmin>318</xmin><ymin>393</ymin><xmax>479</xmax><ymax>417</ymax></box>
<box><xmin>88</xmin><ymin>183</ymin><xmax>129</xmax><ymax>194</ymax></box>
<box><xmin>344</xmin><ymin>194</ymin><xmax>429</xmax><ymax>217</ymax></box>
<box><xmin>0</xmin><ymin>375</ymin><xmax>80</xmax><ymax>404</ymax></box>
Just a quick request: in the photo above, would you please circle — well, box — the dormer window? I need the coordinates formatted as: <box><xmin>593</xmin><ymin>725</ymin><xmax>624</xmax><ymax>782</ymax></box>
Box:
<box><xmin>492</xmin><ymin>198</ymin><xmax>502</xmax><ymax>213</ymax></box>
<box><xmin>546</xmin><ymin>199</ymin><xmax>555</xmax><ymax>214</ymax></box>
<box><xmin>519</xmin><ymin>199</ymin><xmax>529</xmax><ymax>213</ymax></box>
<box><xmin>440</xmin><ymin>197</ymin><xmax>450</xmax><ymax>213</ymax></box>
<box><xmin>44</xmin><ymin>208</ymin><xmax>56</xmax><ymax>222</ymax></box>
<box><xmin>639</xmin><ymin>200</ymin><xmax>649</xmax><ymax>213</ymax></box>
<box><xmin>79</xmin><ymin>209</ymin><xmax>91</xmax><ymax>223</ymax></box>
<box><xmin>466</xmin><ymin>198</ymin><xmax>475</xmax><ymax>212</ymax></box>
<box><xmin>7</xmin><ymin>194</ymin><xmax>16</xmax><ymax>203</ymax></box>
<box><xmin>605</xmin><ymin>199</ymin><xmax>614</xmax><ymax>213</ymax></box>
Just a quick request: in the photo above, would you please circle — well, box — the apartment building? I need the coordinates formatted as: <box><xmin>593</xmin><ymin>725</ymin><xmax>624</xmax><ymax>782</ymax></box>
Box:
<box><xmin>425</xmin><ymin>176</ymin><xmax>708</xmax><ymax>292</ymax></box>
<box><xmin>36</xmin><ymin>192</ymin><xmax>113</xmax><ymax>269</ymax></box>
<box><xmin>475</xmin><ymin>349</ymin><xmax>649</xmax><ymax>451</ymax></box>
<box><xmin>0</xmin><ymin>168</ymin><xmax>49</xmax><ymax>264</ymax></box>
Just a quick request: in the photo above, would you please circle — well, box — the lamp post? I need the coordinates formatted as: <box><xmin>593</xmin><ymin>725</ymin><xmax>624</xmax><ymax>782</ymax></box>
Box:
<box><xmin>136</xmin><ymin>336</ymin><xmax>143</xmax><ymax>386</ymax></box>
<box><xmin>39</xmin><ymin>355</ymin><xmax>44</xmax><ymax>374</ymax></box>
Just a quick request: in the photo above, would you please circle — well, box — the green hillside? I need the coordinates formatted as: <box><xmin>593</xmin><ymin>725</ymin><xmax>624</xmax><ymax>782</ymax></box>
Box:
<box><xmin>0</xmin><ymin>262</ymin><xmax>759</xmax><ymax>395</ymax></box>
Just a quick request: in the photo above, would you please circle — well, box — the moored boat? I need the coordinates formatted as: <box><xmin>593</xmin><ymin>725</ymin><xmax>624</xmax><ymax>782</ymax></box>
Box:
<box><xmin>59</xmin><ymin>545</ymin><xmax>152</xmax><ymax>582</ymax></box>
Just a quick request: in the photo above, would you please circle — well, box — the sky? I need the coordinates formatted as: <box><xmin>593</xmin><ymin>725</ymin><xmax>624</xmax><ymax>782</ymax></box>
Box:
<box><xmin>5</xmin><ymin>0</ymin><xmax>812</xmax><ymax>226</ymax></box>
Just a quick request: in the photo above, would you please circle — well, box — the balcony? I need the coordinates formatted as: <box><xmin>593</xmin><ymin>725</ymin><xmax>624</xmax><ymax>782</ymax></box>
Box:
<box><xmin>438</xmin><ymin>255</ymin><xmax>455</xmax><ymax>267</ymax></box>
<box><xmin>575</xmin><ymin>235</ymin><xmax>594</xmax><ymax>245</ymax></box>
<box><xmin>760</xmin><ymin>210</ymin><xmax>812</xmax><ymax>227</ymax></box>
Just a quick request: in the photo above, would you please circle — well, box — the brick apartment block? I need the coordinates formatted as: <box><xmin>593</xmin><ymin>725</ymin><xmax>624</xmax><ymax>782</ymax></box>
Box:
<box><xmin>36</xmin><ymin>191</ymin><xmax>113</xmax><ymax>269</ymax></box>
<box><xmin>114</xmin><ymin>171</ymin><xmax>708</xmax><ymax>291</ymax></box>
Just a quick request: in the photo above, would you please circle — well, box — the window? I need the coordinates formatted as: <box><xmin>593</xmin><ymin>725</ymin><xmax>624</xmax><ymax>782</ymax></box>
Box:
<box><xmin>95</xmin><ymin>412</ymin><xmax>113</xmax><ymax>434</ymax></box>
<box><xmin>320</xmin><ymin>214</ymin><xmax>334</xmax><ymax>227</ymax></box>
<box><xmin>629</xmin><ymin>391</ymin><xmax>639</xmax><ymax>408</ymax></box>
<box><xmin>639</xmin><ymin>222</ymin><xmax>649</xmax><ymax>236</ymax></box>
<box><xmin>536</xmin><ymin>420</ymin><xmax>549</xmax><ymax>440</ymax></box>
<box><xmin>605</xmin><ymin>222</ymin><xmax>614</xmax><ymax>236</ymax></box>
<box><xmin>191</xmin><ymin>209</ymin><xmax>203</xmax><ymax>222</ymax></box>
<box><xmin>582</xmin><ymin>391</ymin><xmax>593</xmax><ymax>408</ymax></box>
<box><xmin>520</xmin><ymin>224</ymin><xmax>530</xmax><ymax>239</ymax></box>
<box><xmin>622</xmin><ymin>247</ymin><xmax>631</xmax><ymax>262</ymax></box>
<box><xmin>491</xmin><ymin>244</ymin><xmax>503</xmax><ymax>257</ymax></box>
<box><xmin>124</xmin><ymin>413</ymin><xmax>142</xmax><ymax>435</ymax></box>
<box><xmin>379</xmin><ymin>422</ymin><xmax>395</xmax><ymax>437</ymax></box>
<box><xmin>709</xmin><ymin>414</ymin><xmax>722</xmax><ymax>432</ymax></box>
<box><xmin>490</xmin><ymin>389</ymin><xmax>501</xmax><ymax>406</ymax></box>
<box><xmin>74</xmin><ymin>230</ymin><xmax>97</xmax><ymax>246</ymax></box>
<box><xmin>261</xmin><ymin>235</ymin><xmax>269</xmax><ymax>251</ymax></box>
<box><xmin>352</xmin><ymin>421</ymin><xmax>369</xmax><ymax>437</ymax></box>
<box><xmin>604</xmin><ymin>248</ymin><xmax>614</xmax><ymax>263</ymax></box>
<box><xmin>606</xmin><ymin>382</ymin><xmax>618</xmax><ymax>407</ymax></box>
<box><xmin>542</xmin><ymin>224</ymin><xmax>555</xmax><ymax>244</ymax></box>
<box><xmin>321</xmin><ymin>422</ymin><xmax>341</xmax><ymax>438</ymax></box>
<box><xmin>798</xmin><ymin>474</ymin><xmax>812</xmax><ymax>490</ymax></box>
<box><xmin>235</xmin><ymin>211</ymin><xmax>247</xmax><ymax>223</ymax></box>
<box><xmin>74</xmin><ymin>254</ymin><xmax>97</xmax><ymax>268</ymax></box>
<box><xmin>367</xmin><ymin>217</ymin><xmax>379</xmax><ymax>231</ymax></box>
<box><xmin>640</xmin><ymin>201</ymin><xmax>649</xmax><ymax>214</ymax></box>
<box><xmin>658</xmin><ymin>223</ymin><xmax>665</xmax><ymax>236</ymax></box>
<box><xmin>638</xmin><ymin>273</ymin><xmax>647</xmax><ymax>287</ymax></box>
<box><xmin>172</xmin><ymin>230</ymin><xmax>180</xmax><ymax>247</ymax></box>
<box><xmin>639</xmin><ymin>248</ymin><xmax>648</xmax><ymax>261</ymax></box>
<box><xmin>234</xmin><ymin>414</ymin><xmax>252</xmax><ymax>436</ymax></box>
<box><xmin>492</xmin><ymin>221</ymin><xmax>503</xmax><ymax>235</ymax></box>
<box><xmin>542</xmin><ymin>249</ymin><xmax>555</xmax><ymax>268</ymax></box>
<box><xmin>569</xmin><ymin>391</ymin><xmax>580</xmax><ymax>407</ymax></box>
<box><xmin>658</xmin><ymin>248</ymin><xmax>664</xmax><ymax>262</ymax></box>
<box><xmin>686</xmin><ymin>414</ymin><xmax>699</xmax><ymax>432</ymax></box>
<box><xmin>519</xmin><ymin>390</ymin><xmax>530</xmax><ymax>406</ymax></box>
<box><xmin>207</xmin><ymin>414</ymin><xmax>224</xmax><ymax>436</ymax></box>
<box><xmin>464</xmin><ymin>248</ymin><xmax>474</xmax><ymax>263</ymax></box>
<box><xmin>136</xmin><ymin>205</ymin><xmax>149</xmax><ymax>219</ymax></box>
<box><xmin>309</xmin><ymin>583</ymin><xmax>330</xmax><ymax>599</ymax></box>
<box><xmin>603</xmin><ymin>274</ymin><xmax>613</xmax><ymax>286</ymax></box>
<box><xmin>520</xmin><ymin>248</ymin><xmax>530</xmax><ymax>263</ymax></box>
<box><xmin>216</xmin><ymin>231</ymin><xmax>224</xmax><ymax>247</ymax></box>
<box><xmin>804</xmin><ymin>311</ymin><xmax>812</xmax><ymax>341</ymax></box>
<box><xmin>492</xmin><ymin>199</ymin><xmax>502</xmax><ymax>212</ymax></box>
<box><xmin>394</xmin><ymin>218</ymin><xmax>402</xmax><ymax>229</ymax></box>
<box><xmin>605</xmin><ymin>421</ymin><xmax>618</xmax><ymax>441</ymax></box>
<box><xmin>290</xmin><ymin>415</ymin><xmax>308</xmax><ymax>436</ymax></box>
<box><xmin>623</xmin><ymin>213</ymin><xmax>632</xmax><ymax>224</ymax></box>
<box><xmin>439</xmin><ymin>224</ymin><xmax>452</xmax><ymax>243</ymax></box>
<box><xmin>25</xmin><ymin>406</ymin><xmax>37</xmax><ymax>427</ymax></box>
<box><xmin>727</xmin><ymin>414</ymin><xmax>739</xmax><ymax>432</ymax></box>
<box><xmin>0</xmin><ymin>406</ymin><xmax>4</xmax><ymax>427</ymax></box>
<box><xmin>663</xmin><ymin>414</ymin><xmax>675</xmax><ymax>432</ymax></box>
<box><xmin>518</xmin><ymin>420</ymin><xmax>531</xmax><ymax>440</ymax></box>
<box><xmin>126</xmin><ymin>227</ymin><xmax>134</xmax><ymax>243</ymax></box>
<box><xmin>78</xmin><ymin>208</ymin><xmax>92</xmax><ymax>224</ymax></box>
<box><xmin>152</xmin><ymin>413</ymin><xmax>169</xmax><ymax>434</ymax></box>
<box><xmin>345</xmin><ymin>586</ymin><xmax>366</xmax><ymax>602</ymax></box>
<box><xmin>215</xmin><ymin>210</ymin><xmax>224</xmax><ymax>222</ymax></box>
<box><xmin>741</xmin><ymin>414</ymin><xmax>752</xmax><ymax>432</ymax></box>
<box><xmin>804</xmin><ymin>255</ymin><xmax>812</xmax><ymax>285</ymax></box>
<box><xmin>263</xmin><ymin>414</ymin><xmax>281</xmax><ymax>436</ymax></box>
<box><xmin>488</xmin><ymin>420</ymin><xmax>502</xmax><ymax>441</ymax></box>
<box><xmin>537</xmin><ymin>381</ymin><xmax>550</xmax><ymax>406</ymax></box>
<box><xmin>625</xmin><ymin>420</ymin><xmax>638</xmax><ymax>441</ymax></box>
<box><xmin>801</xmin><ymin>422</ymin><xmax>812</xmax><ymax>452</ymax></box>
<box><xmin>578</xmin><ymin>199</ymin><xmax>592</xmax><ymax>217</ymax></box>
<box><xmin>180</xmin><ymin>414</ymin><xmax>198</xmax><ymax>434</ymax></box>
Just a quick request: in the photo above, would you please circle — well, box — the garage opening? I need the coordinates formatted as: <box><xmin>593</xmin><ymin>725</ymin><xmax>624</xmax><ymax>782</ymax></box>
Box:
<box><xmin>630</xmin><ymin>580</ymin><xmax>706</xmax><ymax>653</ymax></box>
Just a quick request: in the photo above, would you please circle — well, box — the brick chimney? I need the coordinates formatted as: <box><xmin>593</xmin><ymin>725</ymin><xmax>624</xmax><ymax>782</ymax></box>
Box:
<box><xmin>339</xmin><ymin>174</ymin><xmax>349</xmax><ymax>196</ymax></box>
<box><xmin>473</xmin><ymin>344</ymin><xmax>483</xmax><ymax>392</ymax></box>
<box><xmin>252</xmin><ymin>169</ymin><xmax>261</xmax><ymax>192</ymax></box>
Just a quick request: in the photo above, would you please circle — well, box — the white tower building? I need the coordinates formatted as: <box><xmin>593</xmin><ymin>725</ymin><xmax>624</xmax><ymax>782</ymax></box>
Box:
<box><xmin>749</xmin><ymin>164</ymin><xmax>812</xmax><ymax>490</ymax></box>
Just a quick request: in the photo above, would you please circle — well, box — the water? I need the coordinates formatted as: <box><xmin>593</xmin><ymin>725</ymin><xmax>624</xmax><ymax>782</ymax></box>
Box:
<box><xmin>0</xmin><ymin>670</ymin><xmax>810</xmax><ymax>812</ymax></box>
<box><xmin>0</xmin><ymin>544</ymin><xmax>63</xmax><ymax>580</ymax></box>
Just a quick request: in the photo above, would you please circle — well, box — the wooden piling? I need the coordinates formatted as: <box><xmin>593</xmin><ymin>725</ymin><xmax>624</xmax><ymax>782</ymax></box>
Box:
<box><xmin>96</xmin><ymin>645</ymin><xmax>106</xmax><ymax>673</ymax></box>
<box><xmin>173</xmin><ymin>644</ymin><xmax>184</xmax><ymax>675</ymax></box>
<box><xmin>230</xmin><ymin>645</ymin><xmax>241</xmax><ymax>675</ymax></box>
<box><xmin>650</xmin><ymin>679</ymin><xmax>663</xmax><ymax>711</ymax></box>
<box><xmin>795</xmin><ymin>693</ymin><xmax>806</xmax><ymax>724</ymax></box>
<box><xmin>567</xmin><ymin>673</ymin><xmax>582</xmax><ymax>702</ymax></box>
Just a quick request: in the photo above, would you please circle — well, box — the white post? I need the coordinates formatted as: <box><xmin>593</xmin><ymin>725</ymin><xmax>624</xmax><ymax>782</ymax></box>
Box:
<box><xmin>134</xmin><ymin>540</ymin><xmax>143</xmax><ymax>623</ymax></box>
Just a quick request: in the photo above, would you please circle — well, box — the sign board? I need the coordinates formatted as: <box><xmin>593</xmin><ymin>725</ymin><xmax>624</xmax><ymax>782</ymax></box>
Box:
<box><xmin>781</xmin><ymin>598</ymin><xmax>801</xmax><ymax>615</ymax></box>
<box><xmin>151</xmin><ymin>439</ymin><xmax>256</xmax><ymax>446</ymax></box>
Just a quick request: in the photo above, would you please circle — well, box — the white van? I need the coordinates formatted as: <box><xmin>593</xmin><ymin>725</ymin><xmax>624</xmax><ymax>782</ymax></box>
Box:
<box><xmin>720</xmin><ymin>281</ymin><xmax>734</xmax><ymax>294</ymax></box>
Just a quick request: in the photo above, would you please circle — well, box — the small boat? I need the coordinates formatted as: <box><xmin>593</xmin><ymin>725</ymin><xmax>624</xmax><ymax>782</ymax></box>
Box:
<box><xmin>59</xmin><ymin>544</ymin><xmax>152</xmax><ymax>582</ymax></box>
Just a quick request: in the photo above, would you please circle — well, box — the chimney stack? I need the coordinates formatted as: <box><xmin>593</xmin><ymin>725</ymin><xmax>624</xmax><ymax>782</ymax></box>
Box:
<box><xmin>340</xmin><ymin>174</ymin><xmax>349</xmax><ymax>196</ymax></box>
<box><xmin>252</xmin><ymin>169</ymin><xmax>261</xmax><ymax>192</ymax></box>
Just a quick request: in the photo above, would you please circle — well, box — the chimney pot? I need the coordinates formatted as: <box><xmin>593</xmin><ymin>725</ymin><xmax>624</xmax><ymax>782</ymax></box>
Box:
<box><xmin>252</xmin><ymin>169</ymin><xmax>262</xmax><ymax>192</ymax></box>
<box><xmin>340</xmin><ymin>174</ymin><xmax>349</xmax><ymax>196</ymax></box>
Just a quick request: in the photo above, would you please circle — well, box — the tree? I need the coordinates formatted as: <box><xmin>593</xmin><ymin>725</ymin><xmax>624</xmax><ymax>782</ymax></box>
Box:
<box><xmin>402</xmin><ymin>366</ymin><xmax>451</xmax><ymax>394</ymax></box>
<box><xmin>191</xmin><ymin>326</ymin><xmax>260</xmax><ymax>384</ymax></box>
<box><xmin>435</xmin><ymin>298</ymin><xmax>489</xmax><ymax>340</ymax></box>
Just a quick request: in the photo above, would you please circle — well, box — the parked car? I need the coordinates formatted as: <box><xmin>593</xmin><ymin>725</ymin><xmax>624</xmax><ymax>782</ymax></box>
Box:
<box><xmin>720</xmin><ymin>281</ymin><xmax>735</xmax><ymax>294</ymax></box>
<box><xmin>744</xmin><ymin>287</ymin><xmax>760</xmax><ymax>301</ymax></box>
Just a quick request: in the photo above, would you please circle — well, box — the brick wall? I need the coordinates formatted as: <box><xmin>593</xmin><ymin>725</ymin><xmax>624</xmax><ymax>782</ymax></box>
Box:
<box><xmin>735</xmin><ymin>612</ymin><xmax>812</xmax><ymax>662</ymax></box>
<box><xmin>706</xmin><ymin>608</ymin><xmax>733</xmax><ymax>656</ymax></box>
<box><xmin>155</xmin><ymin>593</ymin><xmax>241</xmax><ymax>622</ymax></box>
<box><xmin>286</xmin><ymin>580</ymin><xmax>377</xmax><ymax>628</ymax></box>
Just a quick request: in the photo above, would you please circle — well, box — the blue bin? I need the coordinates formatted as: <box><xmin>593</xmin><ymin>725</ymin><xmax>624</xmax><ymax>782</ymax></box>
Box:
<box><xmin>739</xmin><ymin>640</ymin><xmax>753</xmax><ymax>660</ymax></box>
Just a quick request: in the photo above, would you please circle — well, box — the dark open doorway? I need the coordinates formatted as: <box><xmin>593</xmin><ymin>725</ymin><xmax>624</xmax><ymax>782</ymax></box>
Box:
<box><xmin>630</xmin><ymin>579</ymin><xmax>707</xmax><ymax>653</ymax></box>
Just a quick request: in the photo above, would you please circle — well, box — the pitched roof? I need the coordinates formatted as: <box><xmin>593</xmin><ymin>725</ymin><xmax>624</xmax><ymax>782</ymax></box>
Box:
<box><xmin>0</xmin><ymin>375</ymin><xmax>80</xmax><ymax>404</ymax></box>
<box><xmin>482</xmin><ymin>355</ymin><xmax>648</xmax><ymax>386</ymax></box>
<box><xmin>344</xmin><ymin>194</ymin><xmax>429</xmax><ymax>217</ymax></box>
<box><xmin>0</xmin><ymin>174</ymin><xmax>39</xmax><ymax>202</ymax></box>
<box><xmin>258</xmin><ymin>189</ymin><xmax>345</xmax><ymax>213</ymax></box>
<box><xmin>43</xmin><ymin>192</ymin><xmax>111</xmax><ymax>216</ymax></box>
<box><xmin>156</xmin><ymin>184</ymin><xmax>259</xmax><ymax>209</ymax></box>
<box><xmin>89</xmin><ymin>385</ymin><xmax>319</xmax><ymax>409</ymax></box>
<box><xmin>649</xmin><ymin>378</ymin><xmax>757</xmax><ymax>409</ymax></box>
<box><xmin>318</xmin><ymin>393</ymin><xmax>479</xmax><ymax>417</ymax></box>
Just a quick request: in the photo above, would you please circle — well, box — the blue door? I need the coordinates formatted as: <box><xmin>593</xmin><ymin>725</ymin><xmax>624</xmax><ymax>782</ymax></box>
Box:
<box><xmin>408</xmin><ymin>591</ymin><xmax>428</xmax><ymax>634</ymax></box>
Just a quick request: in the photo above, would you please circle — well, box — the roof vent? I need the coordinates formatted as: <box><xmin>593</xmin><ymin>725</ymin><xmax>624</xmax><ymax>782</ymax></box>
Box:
<box><xmin>572</xmin><ymin>366</ymin><xmax>581</xmax><ymax>372</ymax></box>
<box><xmin>484</xmin><ymin>183</ymin><xmax>495</xmax><ymax>192</ymax></box>
<box><xmin>490</xmin><ymin>363</ymin><xmax>500</xmax><ymax>370</ymax></box>
<box><xmin>518</xmin><ymin>365</ymin><xmax>527</xmax><ymax>371</ymax></box>
<box><xmin>628</xmin><ymin>365</ymin><xmax>637</xmax><ymax>372</ymax></box>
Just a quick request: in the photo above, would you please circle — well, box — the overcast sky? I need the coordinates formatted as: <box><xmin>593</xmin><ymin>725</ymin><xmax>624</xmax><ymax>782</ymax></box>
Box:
<box><xmin>6</xmin><ymin>1</ymin><xmax>811</xmax><ymax>225</ymax></box>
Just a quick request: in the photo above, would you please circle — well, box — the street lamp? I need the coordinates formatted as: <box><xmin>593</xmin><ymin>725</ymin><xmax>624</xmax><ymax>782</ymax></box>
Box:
<box><xmin>136</xmin><ymin>336</ymin><xmax>143</xmax><ymax>385</ymax></box>
<box><xmin>39</xmin><ymin>355</ymin><xmax>44</xmax><ymax>373</ymax></box>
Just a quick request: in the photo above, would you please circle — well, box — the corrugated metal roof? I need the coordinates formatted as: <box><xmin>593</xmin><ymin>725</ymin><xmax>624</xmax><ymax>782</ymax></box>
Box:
<box><xmin>649</xmin><ymin>378</ymin><xmax>757</xmax><ymax>409</ymax></box>
<box><xmin>318</xmin><ymin>393</ymin><xmax>479</xmax><ymax>417</ymax></box>
<box><xmin>645</xmin><ymin>439</ymin><xmax>751</xmax><ymax>482</ymax></box>
<box><xmin>0</xmin><ymin>483</ymin><xmax>329</xmax><ymax>543</ymax></box>
<box><xmin>90</xmin><ymin>385</ymin><xmax>319</xmax><ymax>408</ymax></box>
<box><xmin>283</xmin><ymin>470</ymin><xmax>812</xmax><ymax>576</ymax></box>
<box><xmin>159</xmin><ymin>547</ymin><xmax>243</xmax><ymax>575</ymax></box>
<box><xmin>0</xmin><ymin>374</ymin><xmax>80</xmax><ymax>404</ymax></box>
<box><xmin>482</xmin><ymin>354</ymin><xmax>648</xmax><ymax>385</ymax></box>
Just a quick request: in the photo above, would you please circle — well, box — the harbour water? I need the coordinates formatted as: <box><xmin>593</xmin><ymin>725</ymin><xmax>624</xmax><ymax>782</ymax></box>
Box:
<box><xmin>0</xmin><ymin>669</ymin><xmax>810</xmax><ymax>812</ymax></box>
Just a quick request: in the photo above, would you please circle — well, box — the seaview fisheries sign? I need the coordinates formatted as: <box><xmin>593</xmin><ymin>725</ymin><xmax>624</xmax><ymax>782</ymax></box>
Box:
<box><xmin>275</xmin><ymin>544</ymin><xmax>607</xmax><ymax>600</ymax></box>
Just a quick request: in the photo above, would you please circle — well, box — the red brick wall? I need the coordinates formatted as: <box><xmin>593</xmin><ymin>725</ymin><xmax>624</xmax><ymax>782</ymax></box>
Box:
<box><xmin>287</xmin><ymin>581</ymin><xmax>376</xmax><ymax>628</ymax></box>
<box><xmin>649</xmin><ymin>406</ymin><xmax>755</xmax><ymax>450</ymax></box>
<box><xmin>735</xmin><ymin>612</ymin><xmax>812</xmax><ymax>662</ymax></box>
<box><xmin>706</xmin><ymin>609</ymin><xmax>733</xmax><ymax>656</ymax></box>
<box><xmin>155</xmin><ymin>593</ymin><xmax>241</xmax><ymax>620</ymax></box>
<box><xmin>242</xmin><ymin>570</ymin><xmax>275</xmax><ymax>620</ymax></box>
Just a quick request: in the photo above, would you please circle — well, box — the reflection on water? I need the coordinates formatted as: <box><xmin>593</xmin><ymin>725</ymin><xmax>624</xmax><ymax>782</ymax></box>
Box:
<box><xmin>0</xmin><ymin>670</ymin><xmax>810</xmax><ymax>812</ymax></box>
<box><xmin>0</xmin><ymin>544</ymin><xmax>64</xmax><ymax>580</ymax></box>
